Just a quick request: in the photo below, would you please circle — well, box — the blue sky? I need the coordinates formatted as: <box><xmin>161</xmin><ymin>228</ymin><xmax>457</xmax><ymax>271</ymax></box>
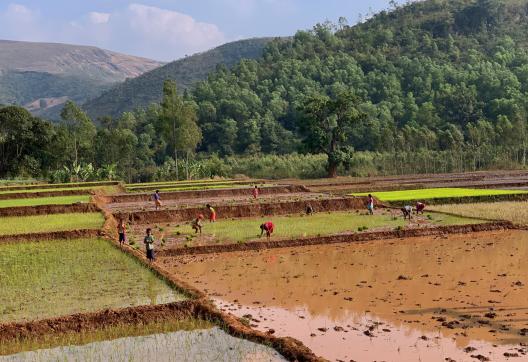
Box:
<box><xmin>0</xmin><ymin>0</ymin><xmax>410</xmax><ymax>61</ymax></box>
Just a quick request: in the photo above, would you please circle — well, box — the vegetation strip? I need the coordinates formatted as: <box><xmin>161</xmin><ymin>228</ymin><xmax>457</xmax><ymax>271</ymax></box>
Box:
<box><xmin>352</xmin><ymin>188</ymin><xmax>528</xmax><ymax>202</ymax></box>
<box><xmin>157</xmin><ymin>222</ymin><xmax>514</xmax><ymax>257</ymax></box>
<box><xmin>0</xmin><ymin>203</ymin><xmax>99</xmax><ymax>217</ymax></box>
<box><xmin>115</xmin><ymin>197</ymin><xmax>367</xmax><ymax>224</ymax></box>
<box><xmin>0</xmin><ymin>181</ymin><xmax>119</xmax><ymax>193</ymax></box>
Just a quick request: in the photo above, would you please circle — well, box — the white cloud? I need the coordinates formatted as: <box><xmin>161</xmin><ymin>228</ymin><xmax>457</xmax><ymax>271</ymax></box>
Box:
<box><xmin>125</xmin><ymin>4</ymin><xmax>225</xmax><ymax>57</ymax></box>
<box><xmin>0</xmin><ymin>3</ymin><xmax>226</xmax><ymax>61</ymax></box>
<box><xmin>88</xmin><ymin>12</ymin><xmax>110</xmax><ymax>25</ymax></box>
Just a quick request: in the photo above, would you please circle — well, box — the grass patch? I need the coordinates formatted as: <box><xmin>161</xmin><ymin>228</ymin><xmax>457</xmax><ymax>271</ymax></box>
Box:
<box><xmin>172</xmin><ymin>211</ymin><xmax>478</xmax><ymax>243</ymax></box>
<box><xmin>352</xmin><ymin>188</ymin><xmax>528</xmax><ymax>202</ymax></box>
<box><xmin>0</xmin><ymin>238</ymin><xmax>186</xmax><ymax>323</ymax></box>
<box><xmin>125</xmin><ymin>179</ymin><xmax>240</xmax><ymax>188</ymax></box>
<box><xmin>0</xmin><ymin>318</ymin><xmax>212</xmax><ymax>356</ymax></box>
<box><xmin>0</xmin><ymin>213</ymin><xmax>104</xmax><ymax>235</ymax></box>
<box><xmin>0</xmin><ymin>195</ymin><xmax>91</xmax><ymax>208</ymax></box>
<box><xmin>431</xmin><ymin>201</ymin><xmax>528</xmax><ymax>225</ymax></box>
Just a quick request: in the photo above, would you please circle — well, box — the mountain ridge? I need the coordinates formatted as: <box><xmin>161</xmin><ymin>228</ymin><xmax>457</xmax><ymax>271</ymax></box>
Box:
<box><xmin>83</xmin><ymin>37</ymin><xmax>276</xmax><ymax>119</ymax></box>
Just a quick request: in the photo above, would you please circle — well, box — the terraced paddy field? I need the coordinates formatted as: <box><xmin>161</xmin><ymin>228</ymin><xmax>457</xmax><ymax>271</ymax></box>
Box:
<box><xmin>108</xmin><ymin>192</ymin><xmax>326</xmax><ymax>213</ymax></box>
<box><xmin>0</xmin><ymin>324</ymin><xmax>285</xmax><ymax>361</ymax></box>
<box><xmin>0</xmin><ymin>195</ymin><xmax>91</xmax><ymax>208</ymax></box>
<box><xmin>125</xmin><ymin>180</ymin><xmax>267</xmax><ymax>193</ymax></box>
<box><xmin>353</xmin><ymin>187</ymin><xmax>528</xmax><ymax>203</ymax></box>
<box><xmin>432</xmin><ymin>201</ymin><xmax>528</xmax><ymax>226</ymax></box>
<box><xmin>165</xmin><ymin>229</ymin><xmax>528</xmax><ymax>361</ymax></box>
<box><xmin>0</xmin><ymin>238</ymin><xmax>186</xmax><ymax>323</ymax></box>
<box><xmin>0</xmin><ymin>213</ymin><xmax>104</xmax><ymax>236</ymax></box>
<box><xmin>127</xmin><ymin>210</ymin><xmax>482</xmax><ymax>251</ymax></box>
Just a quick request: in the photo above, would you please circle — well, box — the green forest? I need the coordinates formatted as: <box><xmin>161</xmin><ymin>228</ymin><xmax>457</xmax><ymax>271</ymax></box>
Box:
<box><xmin>2</xmin><ymin>0</ymin><xmax>528</xmax><ymax>182</ymax></box>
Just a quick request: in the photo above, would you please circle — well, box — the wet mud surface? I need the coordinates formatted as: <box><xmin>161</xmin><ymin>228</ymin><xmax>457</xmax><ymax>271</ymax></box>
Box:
<box><xmin>163</xmin><ymin>230</ymin><xmax>528</xmax><ymax>361</ymax></box>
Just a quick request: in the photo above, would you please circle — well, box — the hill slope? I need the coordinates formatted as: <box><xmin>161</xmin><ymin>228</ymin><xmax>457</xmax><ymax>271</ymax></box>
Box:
<box><xmin>0</xmin><ymin>40</ymin><xmax>162</xmax><ymax>118</ymax></box>
<box><xmin>83</xmin><ymin>38</ymin><xmax>273</xmax><ymax>119</ymax></box>
<box><xmin>188</xmin><ymin>0</ymin><xmax>528</xmax><ymax>156</ymax></box>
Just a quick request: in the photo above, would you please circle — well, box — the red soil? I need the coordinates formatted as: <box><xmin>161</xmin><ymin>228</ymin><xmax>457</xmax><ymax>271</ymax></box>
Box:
<box><xmin>0</xmin><ymin>203</ymin><xmax>99</xmax><ymax>217</ymax></box>
<box><xmin>114</xmin><ymin>197</ymin><xmax>368</xmax><ymax>224</ymax></box>
<box><xmin>107</xmin><ymin>185</ymin><xmax>309</xmax><ymax>204</ymax></box>
<box><xmin>0</xmin><ymin>229</ymin><xmax>101</xmax><ymax>244</ymax></box>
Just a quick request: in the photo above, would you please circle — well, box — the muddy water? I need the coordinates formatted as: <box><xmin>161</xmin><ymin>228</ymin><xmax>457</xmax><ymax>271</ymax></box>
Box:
<box><xmin>162</xmin><ymin>230</ymin><xmax>528</xmax><ymax>361</ymax></box>
<box><xmin>0</xmin><ymin>327</ymin><xmax>285</xmax><ymax>362</ymax></box>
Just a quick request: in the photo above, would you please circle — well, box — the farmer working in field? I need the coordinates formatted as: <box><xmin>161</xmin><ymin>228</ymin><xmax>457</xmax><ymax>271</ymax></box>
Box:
<box><xmin>191</xmin><ymin>214</ymin><xmax>204</xmax><ymax>234</ymax></box>
<box><xmin>153</xmin><ymin>190</ymin><xmax>162</xmax><ymax>210</ymax></box>
<box><xmin>367</xmin><ymin>194</ymin><xmax>375</xmax><ymax>215</ymax></box>
<box><xmin>260</xmin><ymin>221</ymin><xmax>274</xmax><ymax>240</ymax></box>
<box><xmin>306</xmin><ymin>204</ymin><xmax>314</xmax><ymax>215</ymax></box>
<box><xmin>416</xmin><ymin>202</ymin><xmax>426</xmax><ymax>215</ymax></box>
<box><xmin>117</xmin><ymin>218</ymin><xmax>127</xmax><ymax>246</ymax></box>
<box><xmin>252</xmin><ymin>185</ymin><xmax>259</xmax><ymax>199</ymax></box>
<box><xmin>206</xmin><ymin>204</ymin><xmax>217</xmax><ymax>222</ymax></box>
<box><xmin>401</xmin><ymin>205</ymin><xmax>413</xmax><ymax>220</ymax></box>
<box><xmin>144</xmin><ymin>228</ymin><xmax>156</xmax><ymax>262</ymax></box>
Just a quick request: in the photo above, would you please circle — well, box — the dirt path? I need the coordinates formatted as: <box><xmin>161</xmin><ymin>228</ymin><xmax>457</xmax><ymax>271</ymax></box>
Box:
<box><xmin>162</xmin><ymin>229</ymin><xmax>528</xmax><ymax>361</ymax></box>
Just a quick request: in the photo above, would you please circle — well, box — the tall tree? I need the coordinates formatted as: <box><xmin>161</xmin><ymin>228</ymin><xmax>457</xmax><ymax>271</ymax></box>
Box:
<box><xmin>299</xmin><ymin>90</ymin><xmax>365</xmax><ymax>177</ymax></box>
<box><xmin>160</xmin><ymin>80</ymin><xmax>202</xmax><ymax>180</ymax></box>
<box><xmin>60</xmin><ymin>101</ymin><xmax>96</xmax><ymax>165</ymax></box>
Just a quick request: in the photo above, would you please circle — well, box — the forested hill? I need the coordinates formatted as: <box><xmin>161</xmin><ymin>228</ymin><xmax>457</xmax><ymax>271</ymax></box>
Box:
<box><xmin>83</xmin><ymin>38</ymin><xmax>273</xmax><ymax>119</ymax></box>
<box><xmin>191</xmin><ymin>0</ymin><xmax>528</xmax><ymax>158</ymax></box>
<box><xmin>0</xmin><ymin>40</ymin><xmax>162</xmax><ymax>119</ymax></box>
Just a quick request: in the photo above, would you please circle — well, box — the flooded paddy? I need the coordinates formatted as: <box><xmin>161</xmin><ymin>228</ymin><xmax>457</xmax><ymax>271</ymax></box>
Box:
<box><xmin>0</xmin><ymin>327</ymin><xmax>285</xmax><ymax>362</ymax></box>
<box><xmin>163</xmin><ymin>230</ymin><xmax>528</xmax><ymax>361</ymax></box>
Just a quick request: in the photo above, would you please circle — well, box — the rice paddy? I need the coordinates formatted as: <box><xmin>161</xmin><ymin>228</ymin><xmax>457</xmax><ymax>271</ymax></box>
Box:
<box><xmin>352</xmin><ymin>187</ymin><xmax>528</xmax><ymax>202</ymax></box>
<box><xmin>0</xmin><ymin>213</ymin><xmax>104</xmax><ymax>235</ymax></box>
<box><xmin>0</xmin><ymin>195</ymin><xmax>91</xmax><ymax>208</ymax></box>
<box><xmin>169</xmin><ymin>210</ymin><xmax>479</xmax><ymax>244</ymax></box>
<box><xmin>0</xmin><ymin>238</ymin><xmax>186</xmax><ymax>323</ymax></box>
<box><xmin>431</xmin><ymin>201</ymin><xmax>528</xmax><ymax>225</ymax></box>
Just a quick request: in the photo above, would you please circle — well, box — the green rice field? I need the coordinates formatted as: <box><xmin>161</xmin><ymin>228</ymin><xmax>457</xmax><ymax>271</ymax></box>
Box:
<box><xmin>0</xmin><ymin>213</ymin><xmax>104</xmax><ymax>235</ymax></box>
<box><xmin>171</xmin><ymin>211</ymin><xmax>480</xmax><ymax>244</ymax></box>
<box><xmin>0</xmin><ymin>238</ymin><xmax>186</xmax><ymax>323</ymax></box>
<box><xmin>352</xmin><ymin>188</ymin><xmax>528</xmax><ymax>202</ymax></box>
<box><xmin>0</xmin><ymin>195</ymin><xmax>91</xmax><ymax>208</ymax></box>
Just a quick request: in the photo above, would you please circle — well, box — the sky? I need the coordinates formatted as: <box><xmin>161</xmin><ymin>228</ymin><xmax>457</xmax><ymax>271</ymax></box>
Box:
<box><xmin>0</xmin><ymin>0</ymin><xmax>410</xmax><ymax>62</ymax></box>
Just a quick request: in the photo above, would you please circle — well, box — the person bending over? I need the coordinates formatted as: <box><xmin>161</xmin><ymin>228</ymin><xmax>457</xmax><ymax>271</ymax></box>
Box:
<box><xmin>401</xmin><ymin>205</ymin><xmax>413</xmax><ymax>220</ymax></box>
<box><xmin>260</xmin><ymin>221</ymin><xmax>274</xmax><ymax>240</ymax></box>
<box><xmin>191</xmin><ymin>214</ymin><xmax>204</xmax><ymax>234</ymax></box>
<box><xmin>416</xmin><ymin>202</ymin><xmax>426</xmax><ymax>215</ymax></box>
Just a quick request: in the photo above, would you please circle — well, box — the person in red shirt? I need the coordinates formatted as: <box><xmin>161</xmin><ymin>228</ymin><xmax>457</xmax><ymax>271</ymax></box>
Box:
<box><xmin>416</xmin><ymin>202</ymin><xmax>426</xmax><ymax>214</ymax></box>
<box><xmin>252</xmin><ymin>185</ymin><xmax>259</xmax><ymax>199</ymax></box>
<box><xmin>260</xmin><ymin>221</ymin><xmax>274</xmax><ymax>240</ymax></box>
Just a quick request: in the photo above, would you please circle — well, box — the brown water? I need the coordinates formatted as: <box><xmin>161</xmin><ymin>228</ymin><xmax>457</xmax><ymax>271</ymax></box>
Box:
<box><xmin>161</xmin><ymin>230</ymin><xmax>528</xmax><ymax>361</ymax></box>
